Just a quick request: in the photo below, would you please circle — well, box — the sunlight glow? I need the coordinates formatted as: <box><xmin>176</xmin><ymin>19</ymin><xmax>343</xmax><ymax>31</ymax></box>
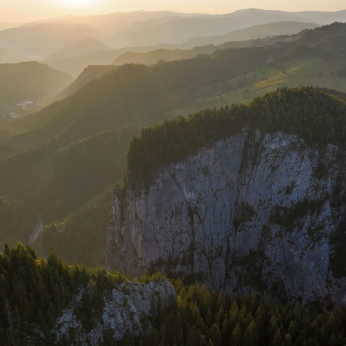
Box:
<box><xmin>62</xmin><ymin>0</ymin><xmax>94</xmax><ymax>7</ymax></box>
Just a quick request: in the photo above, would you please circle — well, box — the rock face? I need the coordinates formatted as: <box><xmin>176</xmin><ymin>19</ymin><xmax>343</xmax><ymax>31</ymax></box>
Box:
<box><xmin>107</xmin><ymin>129</ymin><xmax>346</xmax><ymax>306</ymax></box>
<box><xmin>53</xmin><ymin>280</ymin><xmax>176</xmax><ymax>344</ymax></box>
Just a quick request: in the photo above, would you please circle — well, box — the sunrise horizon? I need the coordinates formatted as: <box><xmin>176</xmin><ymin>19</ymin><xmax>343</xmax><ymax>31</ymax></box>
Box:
<box><xmin>1</xmin><ymin>0</ymin><xmax>346</xmax><ymax>24</ymax></box>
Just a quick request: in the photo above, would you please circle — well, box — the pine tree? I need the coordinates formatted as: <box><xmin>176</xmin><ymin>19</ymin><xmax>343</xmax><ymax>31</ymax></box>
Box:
<box><xmin>284</xmin><ymin>333</ymin><xmax>292</xmax><ymax>346</ymax></box>
<box><xmin>271</xmin><ymin>328</ymin><xmax>283</xmax><ymax>346</ymax></box>
<box><xmin>208</xmin><ymin>324</ymin><xmax>222</xmax><ymax>346</ymax></box>
<box><xmin>231</xmin><ymin>323</ymin><xmax>243</xmax><ymax>346</ymax></box>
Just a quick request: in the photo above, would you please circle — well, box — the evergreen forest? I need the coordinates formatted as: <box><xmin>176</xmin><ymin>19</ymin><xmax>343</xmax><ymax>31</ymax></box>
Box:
<box><xmin>1</xmin><ymin>244</ymin><xmax>346</xmax><ymax>345</ymax></box>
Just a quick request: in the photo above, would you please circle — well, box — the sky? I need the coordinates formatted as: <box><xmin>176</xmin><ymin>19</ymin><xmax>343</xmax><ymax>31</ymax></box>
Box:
<box><xmin>1</xmin><ymin>0</ymin><xmax>346</xmax><ymax>23</ymax></box>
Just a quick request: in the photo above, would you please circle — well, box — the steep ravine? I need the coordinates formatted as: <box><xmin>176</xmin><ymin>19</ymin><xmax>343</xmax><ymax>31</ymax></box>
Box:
<box><xmin>107</xmin><ymin>129</ymin><xmax>346</xmax><ymax>306</ymax></box>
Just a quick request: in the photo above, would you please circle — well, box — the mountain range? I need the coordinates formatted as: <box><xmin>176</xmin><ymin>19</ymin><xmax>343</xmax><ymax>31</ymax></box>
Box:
<box><xmin>112</xmin><ymin>22</ymin><xmax>319</xmax><ymax>67</ymax></box>
<box><xmin>0</xmin><ymin>8</ymin><xmax>344</xmax><ymax>63</ymax></box>
<box><xmin>45</xmin><ymin>21</ymin><xmax>319</xmax><ymax>77</ymax></box>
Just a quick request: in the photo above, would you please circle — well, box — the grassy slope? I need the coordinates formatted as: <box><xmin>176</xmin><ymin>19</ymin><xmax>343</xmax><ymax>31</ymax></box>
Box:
<box><xmin>168</xmin><ymin>57</ymin><xmax>346</xmax><ymax>117</ymax></box>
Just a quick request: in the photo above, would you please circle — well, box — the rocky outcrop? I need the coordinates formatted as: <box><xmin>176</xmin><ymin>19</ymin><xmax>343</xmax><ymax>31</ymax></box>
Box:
<box><xmin>53</xmin><ymin>280</ymin><xmax>176</xmax><ymax>345</ymax></box>
<box><xmin>107</xmin><ymin>129</ymin><xmax>346</xmax><ymax>307</ymax></box>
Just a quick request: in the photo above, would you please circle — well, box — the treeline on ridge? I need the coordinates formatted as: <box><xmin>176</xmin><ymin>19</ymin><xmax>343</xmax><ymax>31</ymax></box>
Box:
<box><xmin>127</xmin><ymin>87</ymin><xmax>346</xmax><ymax>188</ymax></box>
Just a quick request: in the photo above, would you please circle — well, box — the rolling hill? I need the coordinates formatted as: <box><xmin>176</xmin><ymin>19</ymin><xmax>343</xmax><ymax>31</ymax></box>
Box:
<box><xmin>112</xmin><ymin>42</ymin><xmax>253</xmax><ymax>66</ymax></box>
<box><xmin>38</xmin><ymin>11</ymin><xmax>195</xmax><ymax>36</ymax></box>
<box><xmin>106</xmin><ymin>13</ymin><xmax>317</xmax><ymax>48</ymax></box>
<box><xmin>46</xmin><ymin>38</ymin><xmax>112</xmax><ymax>60</ymax></box>
<box><xmin>0</xmin><ymin>47</ymin><xmax>31</xmax><ymax>63</ymax></box>
<box><xmin>182</xmin><ymin>21</ymin><xmax>319</xmax><ymax>47</ymax></box>
<box><xmin>0</xmin><ymin>23</ymin><xmax>100</xmax><ymax>57</ymax></box>
<box><xmin>112</xmin><ymin>22</ymin><xmax>319</xmax><ymax>66</ymax></box>
<box><xmin>0</xmin><ymin>62</ymin><xmax>73</xmax><ymax>128</ymax></box>
<box><xmin>45</xmin><ymin>21</ymin><xmax>318</xmax><ymax>77</ymax></box>
<box><xmin>103</xmin><ymin>8</ymin><xmax>346</xmax><ymax>49</ymax></box>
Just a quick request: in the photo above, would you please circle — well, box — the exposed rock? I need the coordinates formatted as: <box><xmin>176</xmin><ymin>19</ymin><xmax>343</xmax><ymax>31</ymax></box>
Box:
<box><xmin>107</xmin><ymin>129</ymin><xmax>346</xmax><ymax>307</ymax></box>
<box><xmin>53</xmin><ymin>280</ymin><xmax>176</xmax><ymax>344</ymax></box>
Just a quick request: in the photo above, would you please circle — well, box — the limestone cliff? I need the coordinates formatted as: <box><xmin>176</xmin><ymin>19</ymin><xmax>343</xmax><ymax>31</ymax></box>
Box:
<box><xmin>53</xmin><ymin>280</ymin><xmax>176</xmax><ymax>344</ymax></box>
<box><xmin>107</xmin><ymin>129</ymin><xmax>346</xmax><ymax>306</ymax></box>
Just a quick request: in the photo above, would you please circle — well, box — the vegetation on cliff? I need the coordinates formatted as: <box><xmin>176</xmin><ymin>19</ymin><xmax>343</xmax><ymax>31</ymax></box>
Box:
<box><xmin>134</xmin><ymin>280</ymin><xmax>346</xmax><ymax>346</ymax></box>
<box><xmin>0</xmin><ymin>243</ymin><xmax>165</xmax><ymax>345</ymax></box>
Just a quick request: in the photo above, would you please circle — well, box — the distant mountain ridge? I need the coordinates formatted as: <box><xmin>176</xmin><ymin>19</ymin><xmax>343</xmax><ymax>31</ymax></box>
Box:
<box><xmin>1</xmin><ymin>8</ymin><xmax>345</xmax><ymax>61</ymax></box>
<box><xmin>0</xmin><ymin>22</ymin><xmax>22</xmax><ymax>31</ymax></box>
<box><xmin>0</xmin><ymin>23</ymin><xmax>100</xmax><ymax>57</ymax></box>
<box><xmin>45</xmin><ymin>21</ymin><xmax>319</xmax><ymax>76</ymax></box>
<box><xmin>46</xmin><ymin>38</ymin><xmax>112</xmax><ymax>60</ymax></box>
<box><xmin>112</xmin><ymin>22</ymin><xmax>320</xmax><ymax>66</ymax></box>
<box><xmin>182</xmin><ymin>21</ymin><xmax>319</xmax><ymax>47</ymax></box>
<box><xmin>105</xmin><ymin>13</ymin><xmax>318</xmax><ymax>48</ymax></box>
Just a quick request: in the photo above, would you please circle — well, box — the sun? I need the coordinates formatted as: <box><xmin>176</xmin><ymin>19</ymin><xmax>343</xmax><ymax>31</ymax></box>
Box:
<box><xmin>62</xmin><ymin>0</ymin><xmax>94</xmax><ymax>6</ymax></box>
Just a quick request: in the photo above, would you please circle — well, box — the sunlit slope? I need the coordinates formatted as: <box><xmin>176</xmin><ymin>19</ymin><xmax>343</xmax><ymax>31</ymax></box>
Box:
<box><xmin>167</xmin><ymin>57</ymin><xmax>346</xmax><ymax>117</ymax></box>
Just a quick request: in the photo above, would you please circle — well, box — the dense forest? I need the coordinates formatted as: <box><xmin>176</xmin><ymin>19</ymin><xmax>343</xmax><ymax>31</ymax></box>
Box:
<box><xmin>1</xmin><ymin>244</ymin><xmax>346</xmax><ymax>345</ymax></box>
<box><xmin>127</xmin><ymin>87</ymin><xmax>346</xmax><ymax>188</ymax></box>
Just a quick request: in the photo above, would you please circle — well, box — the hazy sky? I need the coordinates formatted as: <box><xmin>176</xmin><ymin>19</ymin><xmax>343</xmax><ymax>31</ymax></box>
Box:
<box><xmin>1</xmin><ymin>0</ymin><xmax>346</xmax><ymax>23</ymax></box>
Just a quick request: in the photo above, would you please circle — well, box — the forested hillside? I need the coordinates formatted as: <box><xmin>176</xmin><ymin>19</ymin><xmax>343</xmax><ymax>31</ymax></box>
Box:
<box><xmin>1</xmin><ymin>244</ymin><xmax>346</xmax><ymax>345</ymax></box>
<box><xmin>0</xmin><ymin>196</ymin><xmax>36</xmax><ymax>249</ymax></box>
